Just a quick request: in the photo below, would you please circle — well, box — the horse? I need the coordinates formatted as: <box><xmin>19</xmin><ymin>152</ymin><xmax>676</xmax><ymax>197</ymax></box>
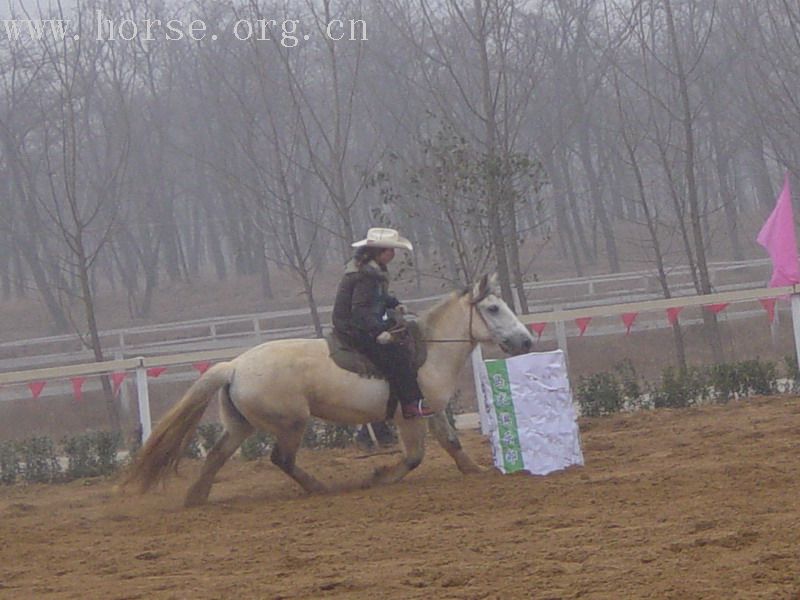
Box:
<box><xmin>121</xmin><ymin>274</ymin><xmax>534</xmax><ymax>506</ymax></box>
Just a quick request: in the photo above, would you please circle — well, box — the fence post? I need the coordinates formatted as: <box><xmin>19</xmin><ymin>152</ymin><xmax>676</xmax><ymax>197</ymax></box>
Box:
<box><xmin>771</xmin><ymin>303</ymin><xmax>781</xmax><ymax>349</ymax></box>
<box><xmin>791</xmin><ymin>289</ymin><xmax>800</xmax><ymax>369</ymax></box>
<box><xmin>135</xmin><ymin>357</ymin><xmax>152</xmax><ymax>443</ymax></box>
<box><xmin>114</xmin><ymin>351</ymin><xmax>131</xmax><ymax>419</ymax></box>
<box><xmin>555</xmin><ymin>317</ymin><xmax>569</xmax><ymax>370</ymax></box>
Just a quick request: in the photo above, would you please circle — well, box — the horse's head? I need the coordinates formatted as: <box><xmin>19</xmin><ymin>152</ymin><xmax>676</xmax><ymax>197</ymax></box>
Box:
<box><xmin>468</xmin><ymin>274</ymin><xmax>534</xmax><ymax>355</ymax></box>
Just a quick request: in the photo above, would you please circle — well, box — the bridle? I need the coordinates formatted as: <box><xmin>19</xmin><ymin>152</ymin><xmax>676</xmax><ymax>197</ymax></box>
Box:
<box><xmin>422</xmin><ymin>288</ymin><xmax>490</xmax><ymax>345</ymax></box>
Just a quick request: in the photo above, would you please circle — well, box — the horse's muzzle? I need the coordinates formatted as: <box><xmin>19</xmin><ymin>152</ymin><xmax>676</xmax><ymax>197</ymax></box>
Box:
<box><xmin>500</xmin><ymin>335</ymin><xmax>533</xmax><ymax>356</ymax></box>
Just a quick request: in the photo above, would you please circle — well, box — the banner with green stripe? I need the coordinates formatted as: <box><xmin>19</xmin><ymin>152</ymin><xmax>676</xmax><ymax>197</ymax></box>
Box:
<box><xmin>484</xmin><ymin>358</ymin><xmax>525</xmax><ymax>473</ymax></box>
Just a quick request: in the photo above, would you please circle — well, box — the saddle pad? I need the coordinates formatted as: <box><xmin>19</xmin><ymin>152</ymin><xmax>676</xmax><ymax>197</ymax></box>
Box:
<box><xmin>325</xmin><ymin>321</ymin><xmax>428</xmax><ymax>379</ymax></box>
<box><xmin>326</xmin><ymin>332</ymin><xmax>384</xmax><ymax>378</ymax></box>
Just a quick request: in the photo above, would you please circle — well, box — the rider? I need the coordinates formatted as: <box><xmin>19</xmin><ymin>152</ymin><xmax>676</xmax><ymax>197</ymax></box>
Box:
<box><xmin>332</xmin><ymin>227</ymin><xmax>435</xmax><ymax>419</ymax></box>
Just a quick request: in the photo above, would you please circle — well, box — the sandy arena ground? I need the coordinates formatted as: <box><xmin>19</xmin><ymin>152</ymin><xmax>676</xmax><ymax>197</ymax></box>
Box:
<box><xmin>1</xmin><ymin>396</ymin><xmax>799</xmax><ymax>599</ymax></box>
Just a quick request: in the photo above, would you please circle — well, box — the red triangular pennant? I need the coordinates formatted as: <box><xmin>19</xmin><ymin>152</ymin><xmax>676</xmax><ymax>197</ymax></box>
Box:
<box><xmin>193</xmin><ymin>361</ymin><xmax>212</xmax><ymax>375</ymax></box>
<box><xmin>146</xmin><ymin>366</ymin><xmax>167</xmax><ymax>378</ymax></box>
<box><xmin>666</xmin><ymin>306</ymin><xmax>683</xmax><ymax>326</ymax></box>
<box><xmin>70</xmin><ymin>377</ymin><xmax>86</xmax><ymax>402</ymax></box>
<box><xmin>111</xmin><ymin>372</ymin><xmax>127</xmax><ymax>396</ymax></box>
<box><xmin>759</xmin><ymin>298</ymin><xmax>777</xmax><ymax>324</ymax></box>
<box><xmin>621</xmin><ymin>312</ymin><xmax>638</xmax><ymax>335</ymax></box>
<box><xmin>575</xmin><ymin>317</ymin><xmax>592</xmax><ymax>336</ymax></box>
<box><xmin>705</xmin><ymin>303</ymin><xmax>729</xmax><ymax>315</ymax></box>
<box><xmin>28</xmin><ymin>381</ymin><xmax>46</xmax><ymax>399</ymax></box>
<box><xmin>528</xmin><ymin>322</ymin><xmax>547</xmax><ymax>340</ymax></box>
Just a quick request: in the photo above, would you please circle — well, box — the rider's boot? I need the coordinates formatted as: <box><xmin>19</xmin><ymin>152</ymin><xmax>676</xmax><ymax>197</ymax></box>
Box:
<box><xmin>401</xmin><ymin>399</ymin><xmax>436</xmax><ymax>419</ymax></box>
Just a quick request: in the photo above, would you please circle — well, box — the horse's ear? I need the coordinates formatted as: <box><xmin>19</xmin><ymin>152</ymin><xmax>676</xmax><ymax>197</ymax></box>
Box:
<box><xmin>472</xmin><ymin>273</ymin><xmax>489</xmax><ymax>300</ymax></box>
<box><xmin>488</xmin><ymin>273</ymin><xmax>499</xmax><ymax>291</ymax></box>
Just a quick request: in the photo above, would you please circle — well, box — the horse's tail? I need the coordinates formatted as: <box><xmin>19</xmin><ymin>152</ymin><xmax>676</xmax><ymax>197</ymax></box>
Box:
<box><xmin>120</xmin><ymin>361</ymin><xmax>235</xmax><ymax>494</ymax></box>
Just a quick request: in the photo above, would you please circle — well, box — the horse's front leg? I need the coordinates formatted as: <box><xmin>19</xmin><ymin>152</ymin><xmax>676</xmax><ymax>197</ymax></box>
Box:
<box><xmin>365</xmin><ymin>416</ymin><xmax>426</xmax><ymax>487</ymax></box>
<box><xmin>428</xmin><ymin>412</ymin><xmax>485</xmax><ymax>474</ymax></box>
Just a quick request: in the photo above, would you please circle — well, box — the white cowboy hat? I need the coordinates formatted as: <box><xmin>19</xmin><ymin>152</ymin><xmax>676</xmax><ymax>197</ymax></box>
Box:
<box><xmin>351</xmin><ymin>227</ymin><xmax>413</xmax><ymax>251</ymax></box>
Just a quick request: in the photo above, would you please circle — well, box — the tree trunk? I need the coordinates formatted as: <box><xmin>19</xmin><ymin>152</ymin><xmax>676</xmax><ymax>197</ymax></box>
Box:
<box><xmin>77</xmin><ymin>240</ymin><xmax>120</xmax><ymax>433</ymax></box>
<box><xmin>542</xmin><ymin>152</ymin><xmax>583</xmax><ymax>276</ymax></box>
<box><xmin>16</xmin><ymin>237</ymin><xmax>70</xmax><ymax>332</ymax></box>
<box><xmin>576</xmin><ymin>121</ymin><xmax>620</xmax><ymax>272</ymax></box>
<box><xmin>474</xmin><ymin>0</ymin><xmax>513</xmax><ymax>305</ymax></box>
<box><xmin>561</xmin><ymin>157</ymin><xmax>594</xmax><ymax>264</ymax></box>
<box><xmin>746</xmin><ymin>130</ymin><xmax>775</xmax><ymax>210</ymax></box>
<box><xmin>664</xmin><ymin>0</ymin><xmax>723</xmax><ymax>363</ymax></box>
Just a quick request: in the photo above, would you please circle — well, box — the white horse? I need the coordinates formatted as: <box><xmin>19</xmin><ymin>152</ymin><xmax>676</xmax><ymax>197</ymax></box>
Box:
<box><xmin>122</xmin><ymin>274</ymin><xmax>534</xmax><ymax>506</ymax></box>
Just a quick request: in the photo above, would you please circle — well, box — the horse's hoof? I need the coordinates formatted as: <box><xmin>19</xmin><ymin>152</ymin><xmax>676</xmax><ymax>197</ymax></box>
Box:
<box><xmin>370</xmin><ymin>465</ymin><xmax>394</xmax><ymax>486</ymax></box>
<box><xmin>184</xmin><ymin>491</ymin><xmax>209</xmax><ymax>508</ymax></box>
<box><xmin>463</xmin><ymin>464</ymin><xmax>488</xmax><ymax>474</ymax></box>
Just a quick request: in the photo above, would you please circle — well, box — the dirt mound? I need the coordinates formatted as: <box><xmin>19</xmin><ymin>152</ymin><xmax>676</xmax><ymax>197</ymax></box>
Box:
<box><xmin>1</xmin><ymin>396</ymin><xmax>799</xmax><ymax>599</ymax></box>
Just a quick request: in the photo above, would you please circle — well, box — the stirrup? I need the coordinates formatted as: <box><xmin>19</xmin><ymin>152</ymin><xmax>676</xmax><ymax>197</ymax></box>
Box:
<box><xmin>402</xmin><ymin>400</ymin><xmax>436</xmax><ymax>419</ymax></box>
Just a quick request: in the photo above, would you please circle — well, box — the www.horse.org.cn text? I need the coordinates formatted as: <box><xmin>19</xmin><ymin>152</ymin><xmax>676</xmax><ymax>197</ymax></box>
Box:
<box><xmin>1</xmin><ymin>12</ymin><xmax>369</xmax><ymax>46</ymax></box>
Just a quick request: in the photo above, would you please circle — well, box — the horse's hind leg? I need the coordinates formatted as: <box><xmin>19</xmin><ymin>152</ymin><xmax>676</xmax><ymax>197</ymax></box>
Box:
<box><xmin>428</xmin><ymin>412</ymin><xmax>484</xmax><ymax>474</ymax></box>
<box><xmin>366</xmin><ymin>416</ymin><xmax>427</xmax><ymax>487</ymax></box>
<box><xmin>185</xmin><ymin>386</ymin><xmax>254</xmax><ymax>507</ymax></box>
<box><xmin>270</xmin><ymin>419</ymin><xmax>327</xmax><ymax>494</ymax></box>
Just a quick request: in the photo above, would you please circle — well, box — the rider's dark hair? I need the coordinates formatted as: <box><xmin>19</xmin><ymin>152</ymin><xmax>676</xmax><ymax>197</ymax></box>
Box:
<box><xmin>354</xmin><ymin>246</ymin><xmax>387</xmax><ymax>270</ymax></box>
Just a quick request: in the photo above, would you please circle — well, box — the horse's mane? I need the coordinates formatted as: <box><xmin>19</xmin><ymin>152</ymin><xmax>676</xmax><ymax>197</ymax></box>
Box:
<box><xmin>420</xmin><ymin>288</ymin><xmax>469</xmax><ymax>333</ymax></box>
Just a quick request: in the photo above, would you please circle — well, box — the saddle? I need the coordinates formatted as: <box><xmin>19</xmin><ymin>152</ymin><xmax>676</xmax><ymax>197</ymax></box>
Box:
<box><xmin>326</xmin><ymin>318</ymin><xmax>428</xmax><ymax>376</ymax></box>
<box><xmin>325</xmin><ymin>316</ymin><xmax>428</xmax><ymax>419</ymax></box>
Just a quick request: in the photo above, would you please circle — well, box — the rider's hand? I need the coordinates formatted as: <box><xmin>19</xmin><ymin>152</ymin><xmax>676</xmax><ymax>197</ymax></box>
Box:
<box><xmin>376</xmin><ymin>331</ymin><xmax>393</xmax><ymax>345</ymax></box>
<box><xmin>395</xmin><ymin>304</ymin><xmax>408</xmax><ymax>315</ymax></box>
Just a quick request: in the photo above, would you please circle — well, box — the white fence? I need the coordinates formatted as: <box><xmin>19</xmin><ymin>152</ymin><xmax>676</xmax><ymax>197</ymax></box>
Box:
<box><xmin>1</xmin><ymin>282</ymin><xmax>797</xmax><ymax>443</ymax></box>
<box><xmin>0</xmin><ymin>258</ymin><xmax>773</xmax><ymax>375</ymax></box>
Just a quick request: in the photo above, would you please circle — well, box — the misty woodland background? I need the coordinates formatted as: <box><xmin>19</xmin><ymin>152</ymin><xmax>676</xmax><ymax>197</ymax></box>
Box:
<box><xmin>0</xmin><ymin>0</ymin><xmax>798</xmax><ymax>359</ymax></box>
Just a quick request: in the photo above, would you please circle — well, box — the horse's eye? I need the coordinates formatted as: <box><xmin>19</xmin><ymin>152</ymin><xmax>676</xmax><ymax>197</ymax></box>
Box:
<box><xmin>487</xmin><ymin>305</ymin><xmax>500</xmax><ymax>314</ymax></box>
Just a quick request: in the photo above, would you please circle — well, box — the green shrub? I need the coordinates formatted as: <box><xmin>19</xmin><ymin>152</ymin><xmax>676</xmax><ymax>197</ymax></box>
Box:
<box><xmin>302</xmin><ymin>419</ymin><xmax>356</xmax><ymax>449</ymax></box>
<box><xmin>576</xmin><ymin>371</ymin><xmax>624</xmax><ymax>417</ymax></box>
<box><xmin>0</xmin><ymin>442</ymin><xmax>20</xmax><ymax>485</ymax></box>
<box><xmin>18</xmin><ymin>437</ymin><xmax>61</xmax><ymax>483</ymax></box>
<box><xmin>784</xmin><ymin>355</ymin><xmax>800</xmax><ymax>393</ymax></box>
<box><xmin>93</xmin><ymin>431</ymin><xmax>120</xmax><ymax>476</ymax></box>
<box><xmin>650</xmin><ymin>366</ymin><xmax>709</xmax><ymax>409</ymax></box>
<box><xmin>708</xmin><ymin>363</ymin><xmax>739</xmax><ymax>403</ymax></box>
<box><xmin>737</xmin><ymin>359</ymin><xmax>777</xmax><ymax>396</ymax></box>
<box><xmin>62</xmin><ymin>431</ymin><xmax>120</xmax><ymax>480</ymax></box>
<box><xmin>708</xmin><ymin>359</ymin><xmax>777</xmax><ymax>402</ymax></box>
<box><xmin>197</xmin><ymin>423</ymin><xmax>224</xmax><ymax>452</ymax></box>
<box><xmin>615</xmin><ymin>360</ymin><xmax>643</xmax><ymax>408</ymax></box>
<box><xmin>182</xmin><ymin>436</ymin><xmax>201</xmax><ymax>459</ymax></box>
<box><xmin>62</xmin><ymin>434</ymin><xmax>94</xmax><ymax>479</ymax></box>
<box><xmin>240</xmin><ymin>431</ymin><xmax>273</xmax><ymax>461</ymax></box>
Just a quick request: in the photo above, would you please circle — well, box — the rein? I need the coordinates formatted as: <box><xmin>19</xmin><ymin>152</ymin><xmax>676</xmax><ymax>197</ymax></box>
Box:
<box><xmin>422</xmin><ymin>290</ymin><xmax>489</xmax><ymax>344</ymax></box>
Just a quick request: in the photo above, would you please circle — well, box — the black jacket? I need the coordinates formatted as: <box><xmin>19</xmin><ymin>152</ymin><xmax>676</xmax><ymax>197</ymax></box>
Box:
<box><xmin>332</xmin><ymin>259</ymin><xmax>400</xmax><ymax>343</ymax></box>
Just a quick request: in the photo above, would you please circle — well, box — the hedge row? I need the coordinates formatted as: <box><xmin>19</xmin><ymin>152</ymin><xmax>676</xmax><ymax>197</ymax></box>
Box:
<box><xmin>0</xmin><ymin>431</ymin><xmax>120</xmax><ymax>485</ymax></box>
<box><xmin>0</xmin><ymin>419</ymin><xmax>361</xmax><ymax>486</ymax></box>
<box><xmin>576</xmin><ymin>356</ymin><xmax>798</xmax><ymax>417</ymax></box>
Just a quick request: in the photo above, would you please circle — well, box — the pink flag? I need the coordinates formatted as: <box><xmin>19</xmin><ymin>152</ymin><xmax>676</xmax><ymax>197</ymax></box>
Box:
<box><xmin>71</xmin><ymin>377</ymin><xmax>86</xmax><ymax>402</ymax></box>
<box><xmin>575</xmin><ymin>317</ymin><xmax>592</xmax><ymax>336</ymax></box>
<box><xmin>705</xmin><ymin>303</ymin><xmax>729</xmax><ymax>315</ymax></box>
<box><xmin>111</xmin><ymin>372</ymin><xmax>127</xmax><ymax>396</ymax></box>
<box><xmin>666</xmin><ymin>307</ymin><xmax>683</xmax><ymax>326</ymax></box>
<box><xmin>528</xmin><ymin>322</ymin><xmax>547</xmax><ymax>340</ymax></box>
<box><xmin>757</xmin><ymin>172</ymin><xmax>800</xmax><ymax>287</ymax></box>
<box><xmin>193</xmin><ymin>361</ymin><xmax>212</xmax><ymax>375</ymax></box>
<box><xmin>28</xmin><ymin>381</ymin><xmax>46</xmax><ymax>399</ymax></box>
<box><xmin>759</xmin><ymin>298</ymin><xmax>777</xmax><ymax>324</ymax></box>
<box><xmin>621</xmin><ymin>312</ymin><xmax>638</xmax><ymax>335</ymax></box>
<box><xmin>146</xmin><ymin>366</ymin><xmax>167</xmax><ymax>378</ymax></box>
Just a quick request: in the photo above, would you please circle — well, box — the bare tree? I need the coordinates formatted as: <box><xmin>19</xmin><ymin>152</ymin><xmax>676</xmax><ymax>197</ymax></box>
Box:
<box><xmin>27</xmin><ymin>2</ymin><xmax>131</xmax><ymax>429</ymax></box>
